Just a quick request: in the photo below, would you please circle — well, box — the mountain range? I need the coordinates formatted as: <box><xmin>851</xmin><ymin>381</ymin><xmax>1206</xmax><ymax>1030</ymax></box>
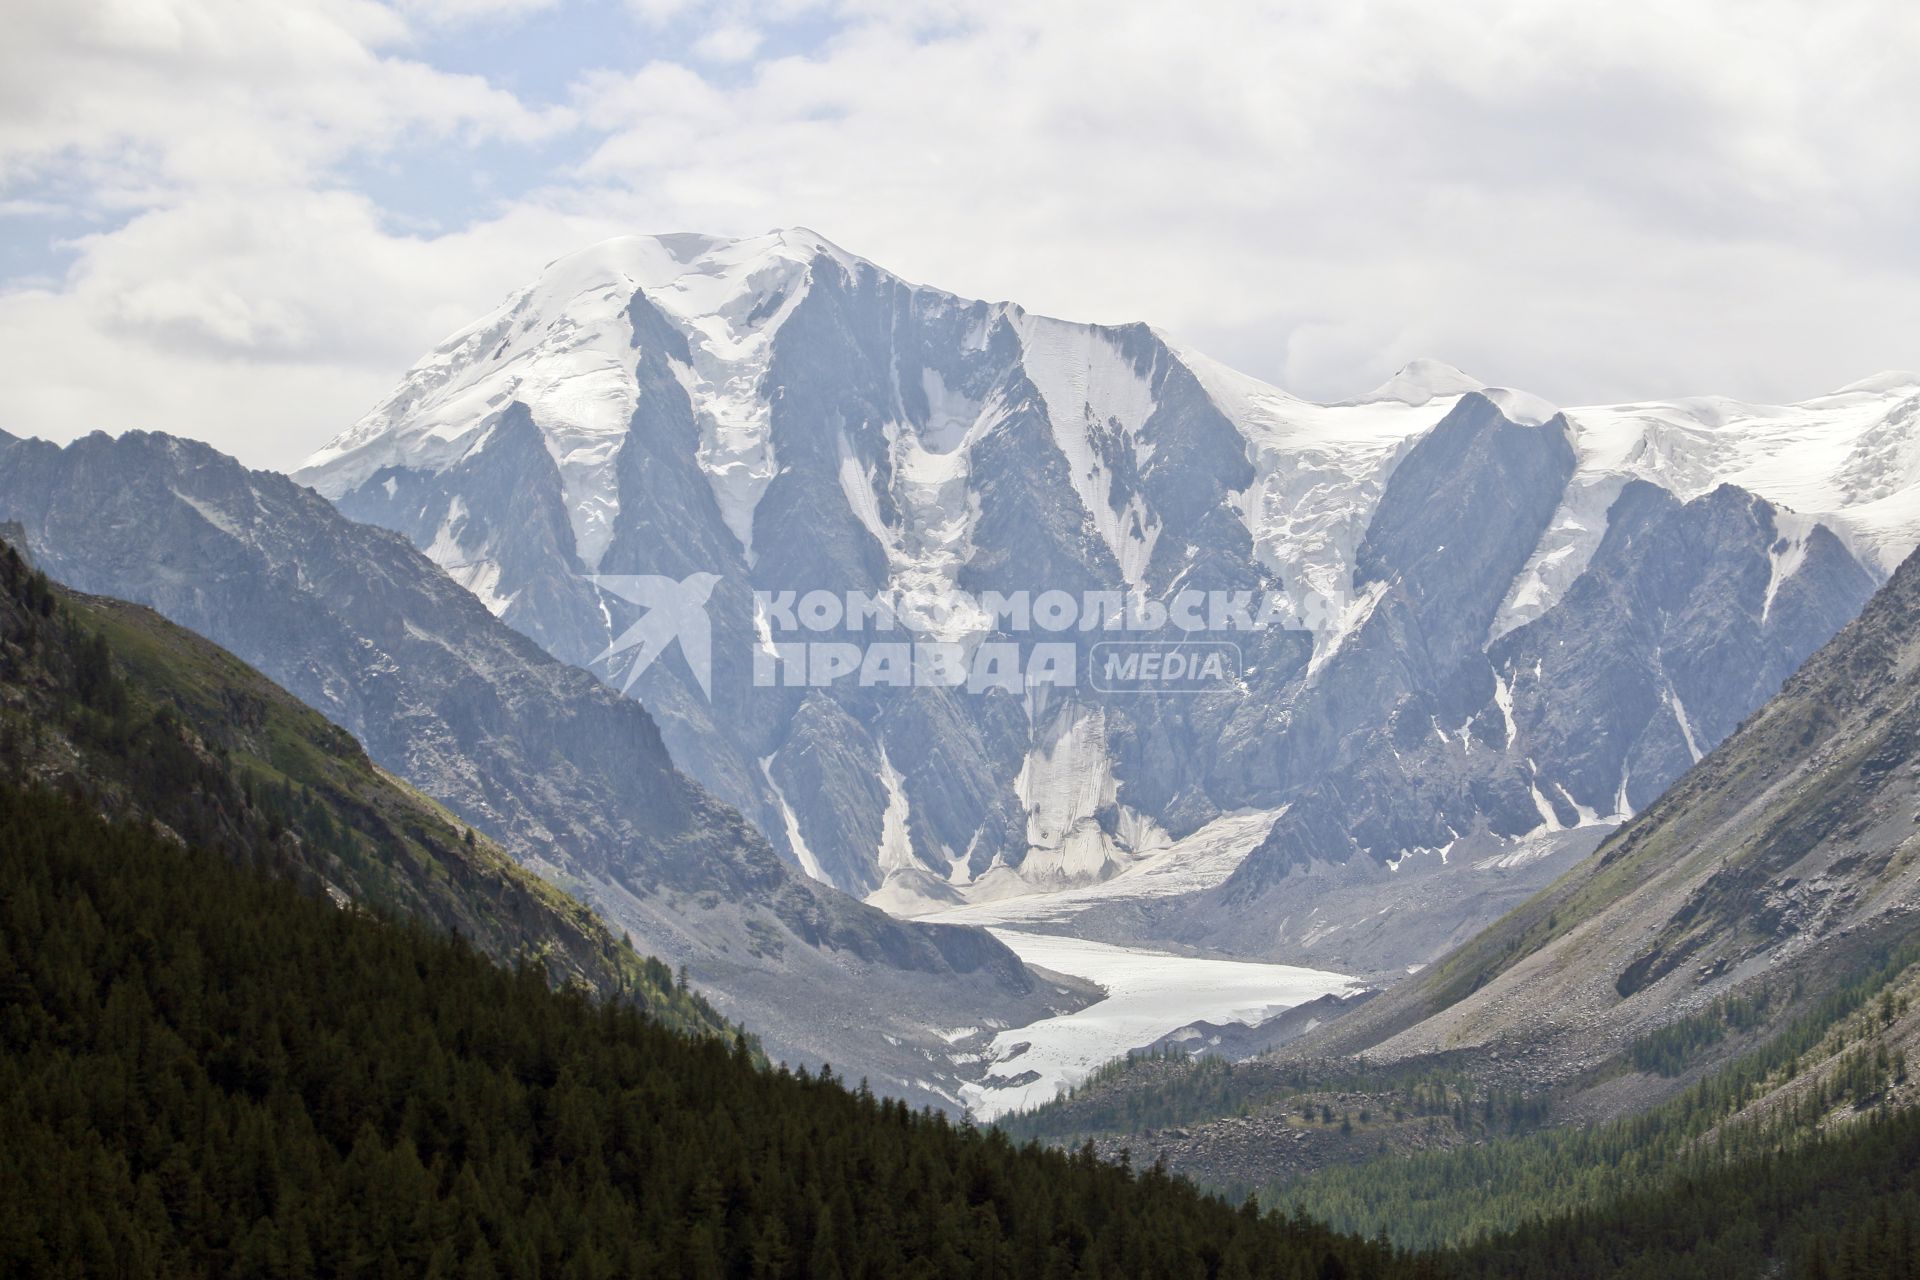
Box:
<box><xmin>291</xmin><ymin>228</ymin><xmax>1913</xmax><ymax>981</ymax></box>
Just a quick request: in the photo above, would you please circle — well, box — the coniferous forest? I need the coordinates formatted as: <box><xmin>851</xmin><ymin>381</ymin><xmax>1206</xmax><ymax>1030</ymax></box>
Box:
<box><xmin>0</xmin><ymin>782</ymin><xmax>1426</xmax><ymax>1280</ymax></box>
<box><xmin>10</xmin><ymin>772</ymin><xmax>1920</xmax><ymax>1278</ymax></box>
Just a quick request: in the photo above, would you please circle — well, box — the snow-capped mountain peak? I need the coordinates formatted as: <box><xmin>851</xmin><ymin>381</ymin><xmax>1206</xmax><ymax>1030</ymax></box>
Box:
<box><xmin>1831</xmin><ymin>370</ymin><xmax>1920</xmax><ymax>397</ymax></box>
<box><xmin>1351</xmin><ymin>358</ymin><xmax>1486</xmax><ymax>407</ymax></box>
<box><xmin>1478</xmin><ymin>385</ymin><xmax>1562</xmax><ymax>428</ymax></box>
<box><xmin>300</xmin><ymin>229</ymin><xmax>867</xmax><ymax>568</ymax></box>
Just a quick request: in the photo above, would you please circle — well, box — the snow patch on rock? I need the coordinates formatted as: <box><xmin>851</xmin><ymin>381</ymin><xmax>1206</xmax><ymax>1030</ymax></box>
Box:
<box><xmin>1017</xmin><ymin>317</ymin><xmax>1162</xmax><ymax>587</ymax></box>
<box><xmin>1764</xmin><ymin>510</ymin><xmax>1819</xmax><ymax>623</ymax></box>
<box><xmin>761</xmin><ymin>755</ymin><xmax>828</xmax><ymax>883</ymax></box>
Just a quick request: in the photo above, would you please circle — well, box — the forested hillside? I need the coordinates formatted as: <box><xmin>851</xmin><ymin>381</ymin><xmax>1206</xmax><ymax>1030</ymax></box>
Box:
<box><xmin>1274</xmin><ymin>925</ymin><xmax>1920</xmax><ymax>1245</ymax></box>
<box><xmin>9</xmin><ymin>770</ymin><xmax>1920</xmax><ymax>1276</ymax></box>
<box><xmin>0</xmin><ymin>534</ymin><xmax>728</xmax><ymax>1034</ymax></box>
<box><xmin>0</xmin><ymin>781</ymin><xmax>1420</xmax><ymax>1279</ymax></box>
<box><xmin>1453</xmin><ymin>1107</ymin><xmax>1920</xmax><ymax>1279</ymax></box>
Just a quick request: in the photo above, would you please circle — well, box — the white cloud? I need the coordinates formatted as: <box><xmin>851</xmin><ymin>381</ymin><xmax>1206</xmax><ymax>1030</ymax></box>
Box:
<box><xmin>392</xmin><ymin>0</ymin><xmax>561</xmax><ymax>27</ymax></box>
<box><xmin>3</xmin><ymin>0</ymin><xmax>1919</xmax><ymax>469</ymax></box>
<box><xmin>564</xmin><ymin>0</ymin><xmax>1920</xmax><ymax>404</ymax></box>
<box><xmin>0</xmin><ymin>188</ymin><xmax>633</xmax><ymax>469</ymax></box>
<box><xmin>0</xmin><ymin>0</ymin><xmax>603</xmax><ymax>466</ymax></box>
<box><xmin>692</xmin><ymin>22</ymin><xmax>763</xmax><ymax>64</ymax></box>
<box><xmin>0</xmin><ymin>0</ymin><xmax>567</xmax><ymax>194</ymax></box>
<box><xmin>622</xmin><ymin>0</ymin><xmax>700</xmax><ymax>24</ymax></box>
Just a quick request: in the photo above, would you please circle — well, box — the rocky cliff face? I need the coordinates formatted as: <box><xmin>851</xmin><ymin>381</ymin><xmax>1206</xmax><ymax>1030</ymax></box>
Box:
<box><xmin>1309</xmin><ymin>537</ymin><xmax>1920</xmax><ymax>1072</ymax></box>
<box><xmin>1182</xmin><ymin>467</ymin><xmax>1881</xmax><ymax>971</ymax></box>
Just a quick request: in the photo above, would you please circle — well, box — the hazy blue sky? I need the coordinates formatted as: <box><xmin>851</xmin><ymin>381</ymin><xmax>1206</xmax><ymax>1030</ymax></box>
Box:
<box><xmin>4</xmin><ymin>0</ymin><xmax>1918</xmax><ymax>467</ymax></box>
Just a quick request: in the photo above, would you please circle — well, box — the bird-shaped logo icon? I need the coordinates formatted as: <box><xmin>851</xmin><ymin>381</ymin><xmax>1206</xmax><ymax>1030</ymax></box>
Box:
<box><xmin>587</xmin><ymin>572</ymin><xmax>721</xmax><ymax>700</ymax></box>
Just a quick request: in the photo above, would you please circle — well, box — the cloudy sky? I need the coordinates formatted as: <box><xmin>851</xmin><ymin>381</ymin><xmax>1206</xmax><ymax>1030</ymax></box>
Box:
<box><xmin>3</xmin><ymin>0</ymin><xmax>1918</xmax><ymax>470</ymax></box>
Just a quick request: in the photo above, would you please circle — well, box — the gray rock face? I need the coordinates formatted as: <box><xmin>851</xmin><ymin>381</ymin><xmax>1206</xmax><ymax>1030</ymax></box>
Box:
<box><xmin>1299</xmin><ymin>535</ymin><xmax>1920</xmax><ymax>1081</ymax></box>
<box><xmin>0</xmin><ymin>428</ymin><xmax>1086</xmax><ymax>1110</ymax></box>
<box><xmin>1191</xmin><ymin>465</ymin><xmax>1880</xmax><ymax>969</ymax></box>
<box><xmin>290</xmin><ymin>229</ymin><xmax>1902</xmax><ymax>980</ymax></box>
<box><xmin>1494</xmin><ymin>482</ymin><xmax>1878</xmax><ymax>818</ymax></box>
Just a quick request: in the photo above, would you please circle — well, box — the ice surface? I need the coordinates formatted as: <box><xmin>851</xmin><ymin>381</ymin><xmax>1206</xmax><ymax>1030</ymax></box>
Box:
<box><xmin>306</xmin><ymin>243</ymin><xmax>675</xmax><ymax>570</ymax></box>
<box><xmin>916</xmin><ymin>809</ymin><xmax>1284</xmax><ymax>928</ymax></box>
<box><xmin>655</xmin><ymin>231</ymin><xmax>855</xmax><ymax>558</ymax></box>
<box><xmin>1491</xmin><ymin>381</ymin><xmax>1920</xmax><ymax>627</ymax></box>
<box><xmin>961</xmin><ymin>930</ymin><xmax>1355</xmax><ymax>1119</ymax></box>
<box><xmin>1560</xmin><ymin>385</ymin><xmax>1920</xmax><ymax>577</ymax></box>
<box><xmin>1834</xmin><ymin>371</ymin><xmax>1920</xmax><ymax>396</ymax></box>
<box><xmin>420</xmin><ymin>495</ymin><xmax>516</xmax><ymax>616</ymax></box>
<box><xmin>1480</xmin><ymin>385</ymin><xmax>1561</xmax><ymax>428</ymax></box>
<box><xmin>882</xmin><ymin>391</ymin><xmax>995</xmax><ymax>644</ymax></box>
<box><xmin>1010</xmin><ymin>701</ymin><xmax>1169</xmax><ymax>891</ymax></box>
<box><xmin>761</xmin><ymin>755</ymin><xmax>828</xmax><ymax>883</ymax></box>
<box><xmin>876</xmin><ymin>746</ymin><xmax>916</xmax><ymax>873</ymax></box>
<box><xmin>1171</xmin><ymin>339</ymin><xmax>1450</xmax><ymax>653</ymax></box>
<box><xmin>1764</xmin><ymin>510</ymin><xmax>1818</xmax><ymax>623</ymax></box>
<box><xmin>1666</xmin><ymin>682</ymin><xmax>1705</xmax><ymax>764</ymax></box>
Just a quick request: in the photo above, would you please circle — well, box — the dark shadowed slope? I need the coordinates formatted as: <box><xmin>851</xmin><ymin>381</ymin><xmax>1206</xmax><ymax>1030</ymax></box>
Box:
<box><xmin>0</xmin><ymin>431</ymin><xmax>1084</xmax><ymax>1107</ymax></box>
<box><xmin>0</xmin><ymin>532</ymin><xmax>729</xmax><ymax>1034</ymax></box>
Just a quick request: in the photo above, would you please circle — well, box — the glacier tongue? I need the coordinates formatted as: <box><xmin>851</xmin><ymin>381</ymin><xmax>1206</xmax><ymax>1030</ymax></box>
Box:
<box><xmin>1011</xmin><ymin>701</ymin><xmax>1169</xmax><ymax>891</ymax></box>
